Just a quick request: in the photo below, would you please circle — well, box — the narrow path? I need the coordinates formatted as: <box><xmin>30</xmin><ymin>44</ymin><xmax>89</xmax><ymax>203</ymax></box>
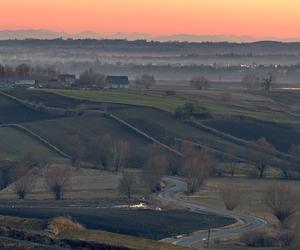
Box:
<box><xmin>159</xmin><ymin>177</ymin><xmax>266</xmax><ymax>247</ymax></box>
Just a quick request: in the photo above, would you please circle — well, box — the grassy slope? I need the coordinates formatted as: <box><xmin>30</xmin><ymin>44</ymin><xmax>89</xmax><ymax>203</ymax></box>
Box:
<box><xmin>24</xmin><ymin>114</ymin><xmax>152</xmax><ymax>167</ymax></box>
<box><xmin>0</xmin><ymin>127</ymin><xmax>68</xmax><ymax>163</ymax></box>
<box><xmin>0</xmin><ymin>94</ymin><xmax>58</xmax><ymax>124</ymax></box>
<box><xmin>48</xmin><ymin>89</ymin><xmax>300</xmax><ymax>124</ymax></box>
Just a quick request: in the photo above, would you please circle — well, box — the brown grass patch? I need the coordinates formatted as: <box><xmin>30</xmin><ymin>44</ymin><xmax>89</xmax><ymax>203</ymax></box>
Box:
<box><xmin>47</xmin><ymin>216</ymin><xmax>85</xmax><ymax>236</ymax></box>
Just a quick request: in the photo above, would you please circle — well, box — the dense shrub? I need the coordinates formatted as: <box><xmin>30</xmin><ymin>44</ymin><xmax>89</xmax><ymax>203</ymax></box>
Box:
<box><xmin>241</xmin><ymin>231</ymin><xmax>275</xmax><ymax>247</ymax></box>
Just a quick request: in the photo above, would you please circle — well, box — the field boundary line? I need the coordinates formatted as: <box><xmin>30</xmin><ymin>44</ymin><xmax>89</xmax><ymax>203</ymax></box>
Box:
<box><xmin>174</xmin><ymin>138</ymin><xmax>247</xmax><ymax>163</ymax></box>
<box><xmin>108</xmin><ymin>113</ymin><xmax>183</xmax><ymax>157</ymax></box>
<box><xmin>187</xmin><ymin>119</ymin><xmax>300</xmax><ymax>164</ymax></box>
<box><xmin>0</xmin><ymin>123</ymin><xmax>71</xmax><ymax>159</ymax></box>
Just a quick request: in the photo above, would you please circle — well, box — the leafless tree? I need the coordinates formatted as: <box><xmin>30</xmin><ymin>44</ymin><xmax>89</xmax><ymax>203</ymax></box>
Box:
<box><xmin>111</xmin><ymin>139</ymin><xmax>131</xmax><ymax>172</ymax></box>
<box><xmin>190</xmin><ymin>76</ymin><xmax>210</xmax><ymax>90</ymax></box>
<box><xmin>64</xmin><ymin>134</ymin><xmax>87</xmax><ymax>166</ymax></box>
<box><xmin>182</xmin><ymin>149</ymin><xmax>215</xmax><ymax>194</ymax></box>
<box><xmin>98</xmin><ymin>134</ymin><xmax>113</xmax><ymax>170</ymax></box>
<box><xmin>76</xmin><ymin>69</ymin><xmax>105</xmax><ymax>89</ymax></box>
<box><xmin>23</xmin><ymin>145</ymin><xmax>50</xmax><ymax>168</ymax></box>
<box><xmin>265</xmin><ymin>184</ymin><xmax>300</xmax><ymax>225</ymax></box>
<box><xmin>142</xmin><ymin>155</ymin><xmax>169</xmax><ymax>193</ymax></box>
<box><xmin>225</xmin><ymin>148</ymin><xmax>237</xmax><ymax>177</ymax></box>
<box><xmin>220</xmin><ymin>185</ymin><xmax>241</xmax><ymax>211</ymax></box>
<box><xmin>262</xmin><ymin>72</ymin><xmax>276</xmax><ymax>94</ymax></box>
<box><xmin>15</xmin><ymin>63</ymin><xmax>31</xmax><ymax>79</ymax></box>
<box><xmin>119</xmin><ymin>171</ymin><xmax>137</xmax><ymax>202</ymax></box>
<box><xmin>135</xmin><ymin>75</ymin><xmax>155</xmax><ymax>89</ymax></box>
<box><xmin>44</xmin><ymin>165</ymin><xmax>71</xmax><ymax>200</ymax></box>
<box><xmin>12</xmin><ymin>164</ymin><xmax>34</xmax><ymax>200</ymax></box>
<box><xmin>251</xmin><ymin>137</ymin><xmax>276</xmax><ymax>178</ymax></box>
<box><xmin>90</xmin><ymin>134</ymin><xmax>131</xmax><ymax>171</ymax></box>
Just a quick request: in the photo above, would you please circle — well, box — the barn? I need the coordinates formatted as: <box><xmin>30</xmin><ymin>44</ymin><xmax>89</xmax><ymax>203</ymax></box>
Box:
<box><xmin>106</xmin><ymin>76</ymin><xmax>130</xmax><ymax>89</ymax></box>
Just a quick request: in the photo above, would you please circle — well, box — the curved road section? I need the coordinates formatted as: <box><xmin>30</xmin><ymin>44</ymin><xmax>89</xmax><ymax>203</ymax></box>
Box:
<box><xmin>159</xmin><ymin>177</ymin><xmax>266</xmax><ymax>247</ymax></box>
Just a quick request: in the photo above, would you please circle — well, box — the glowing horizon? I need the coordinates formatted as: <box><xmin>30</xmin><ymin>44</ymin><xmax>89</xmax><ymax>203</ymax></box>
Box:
<box><xmin>1</xmin><ymin>0</ymin><xmax>300</xmax><ymax>39</ymax></box>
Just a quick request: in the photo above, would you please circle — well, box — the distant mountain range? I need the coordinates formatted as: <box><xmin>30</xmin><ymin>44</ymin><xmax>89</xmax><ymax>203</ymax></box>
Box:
<box><xmin>0</xmin><ymin>29</ymin><xmax>299</xmax><ymax>43</ymax></box>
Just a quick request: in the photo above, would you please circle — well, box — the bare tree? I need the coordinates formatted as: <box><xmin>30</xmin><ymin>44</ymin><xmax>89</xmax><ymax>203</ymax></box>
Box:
<box><xmin>45</xmin><ymin>165</ymin><xmax>71</xmax><ymax>200</ymax></box>
<box><xmin>265</xmin><ymin>184</ymin><xmax>300</xmax><ymax>225</ymax></box>
<box><xmin>23</xmin><ymin>145</ymin><xmax>50</xmax><ymax>168</ymax></box>
<box><xmin>225</xmin><ymin>148</ymin><xmax>237</xmax><ymax>177</ymax></box>
<box><xmin>190</xmin><ymin>76</ymin><xmax>210</xmax><ymax>90</ymax></box>
<box><xmin>90</xmin><ymin>134</ymin><xmax>131</xmax><ymax>171</ymax></box>
<box><xmin>76</xmin><ymin>69</ymin><xmax>105</xmax><ymax>89</ymax></box>
<box><xmin>111</xmin><ymin>139</ymin><xmax>131</xmax><ymax>172</ymax></box>
<box><xmin>12</xmin><ymin>164</ymin><xmax>34</xmax><ymax>200</ymax></box>
<box><xmin>220</xmin><ymin>185</ymin><xmax>241</xmax><ymax>211</ymax></box>
<box><xmin>262</xmin><ymin>72</ymin><xmax>276</xmax><ymax>94</ymax></box>
<box><xmin>251</xmin><ymin>137</ymin><xmax>276</xmax><ymax>178</ymax></box>
<box><xmin>98</xmin><ymin>134</ymin><xmax>113</xmax><ymax>170</ymax></box>
<box><xmin>135</xmin><ymin>75</ymin><xmax>155</xmax><ymax>89</ymax></box>
<box><xmin>119</xmin><ymin>171</ymin><xmax>137</xmax><ymax>203</ymax></box>
<box><xmin>15</xmin><ymin>63</ymin><xmax>31</xmax><ymax>79</ymax></box>
<box><xmin>182</xmin><ymin>149</ymin><xmax>215</xmax><ymax>194</ymax></box>
<box><xmin>88</xmin><ymin>134</ymin><xmax>110</xmax><ymax>169</ymax></box>
<box><xmin>142</xmin><ymin>155</ymin><xmax>169</xmax><ymax>193</ymax></box>
<box><xmin>64</xmin><ymin>134</ymin><xmax>87</xmax><ymax>166</ymax></box>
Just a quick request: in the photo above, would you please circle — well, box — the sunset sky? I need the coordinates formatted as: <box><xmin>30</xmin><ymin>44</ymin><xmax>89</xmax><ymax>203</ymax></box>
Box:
<box><xmin>1</xmin><ymin>0</ymin><xmax>300</xmax><ymax>39</ymax></box>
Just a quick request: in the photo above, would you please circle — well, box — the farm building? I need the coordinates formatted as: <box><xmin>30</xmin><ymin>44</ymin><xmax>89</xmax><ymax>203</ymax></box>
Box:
<box><xmin>58</xmin><ymin>74</ymin><xmax>76</xmax><ymax>86</ymax></box>
<box><xmin>34</xmin><ymin>79</ymin><xmax>65</xmax><ymax>89</ymax></box>
<box><xmin>106</xmin><ymin>76</ymin><xmax>130</xmax><ymax>89</ymax></box>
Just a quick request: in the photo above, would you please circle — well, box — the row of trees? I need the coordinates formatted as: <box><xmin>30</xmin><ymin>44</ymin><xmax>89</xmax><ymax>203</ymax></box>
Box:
<box><xmin>117</xmin><ymin>142</ymin><xmax>216</xmax><ymax>202</ymax></box>
<box><xmin>220</xmin><ymin>183</ymin><xmax>299</xmax><ymax>228</ymax></box>
<box><xmin>11</xmin><ymin>164</ymin><xmax>70</xmax><ymax>200</ymax></box>
<box><xmin>0</xmin><ymin>63</ymin><xmax>60</xmax><ymax>79</ymax></box>
<box><xmin>189</xmin><ymin>72</ymin><xmax>277</xmax><ymax>94</ymax></box>
<box><xmin>140</xmin><ymin>143</ymin><xmax>216</xmax><ymax>195</ymax></box>
<box><xmin>64</xmin><ymin>133</ymin><xmax>131</xmax><ymax>172</ymax></box>
<box><xmin>119</xmin><ymin>136</ymin><xmax>300</xmax><ymax>202</ymax></box>
<box><xmin>242</xmin><ymin>72</ymin><xmax>277</xmax><ymax>94</ymax></box>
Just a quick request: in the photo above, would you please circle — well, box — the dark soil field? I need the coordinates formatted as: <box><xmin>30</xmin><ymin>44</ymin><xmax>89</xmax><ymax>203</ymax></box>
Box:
<box><xmin>113</xmin><ymin>106</ymin><xmax>212</xmax><ymax>144</ymax></box>
<box><xmin>0</xmin><ymin>94</ymin><xmax>58</xmax><ymax>124</ymax></box>
<box><xmin>0</xmin><ymin>207</ymin><xmax>235</xmax><ymax>240</ymax></box>
<box><xmin>203</xmin><ymin>118</ymin><xmax>300</xmax><ymax>152</ymax></box>
<box><xmin>24</xmin><ymin>114</ymin><xmax>152</xmax><ymax>167</ymax></box>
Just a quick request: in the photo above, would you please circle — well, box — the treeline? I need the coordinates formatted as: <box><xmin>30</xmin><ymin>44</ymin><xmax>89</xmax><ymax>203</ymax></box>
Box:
<box><xmin>0</xmin><ymin>64</ymin><xmax>60</xmax><ymax>79</ymax></box>
<box><xmin>64</xmin><ymin>133</ymin><xmax>131</xmax><ymax>172</ymax></box>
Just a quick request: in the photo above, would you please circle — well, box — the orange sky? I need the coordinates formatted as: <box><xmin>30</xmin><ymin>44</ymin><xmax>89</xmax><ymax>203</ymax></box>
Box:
<box><xmin>1</xmin><ymin>0</ymin><xmax>300</xmax><ymax>39</ymax></box>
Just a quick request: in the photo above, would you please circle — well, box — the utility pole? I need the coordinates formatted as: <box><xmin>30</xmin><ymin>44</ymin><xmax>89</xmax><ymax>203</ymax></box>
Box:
<box><xmin>207</xmin><ymin>228</ymin><xmax>211</xmax><ymax>248</ymax></box>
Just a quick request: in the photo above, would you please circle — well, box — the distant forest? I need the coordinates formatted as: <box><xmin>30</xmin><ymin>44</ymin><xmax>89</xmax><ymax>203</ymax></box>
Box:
<box><xmin>0</xmin><ymin>39</ymin><xmax>300</xmax><ymax>83</ymax></box>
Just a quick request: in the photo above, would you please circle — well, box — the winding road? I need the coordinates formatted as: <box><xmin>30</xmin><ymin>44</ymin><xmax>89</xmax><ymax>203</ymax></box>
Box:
<box><xmin>159</xmin><ymin>177</ymin><xmax>267</xmax><ymax>247</ymax></box>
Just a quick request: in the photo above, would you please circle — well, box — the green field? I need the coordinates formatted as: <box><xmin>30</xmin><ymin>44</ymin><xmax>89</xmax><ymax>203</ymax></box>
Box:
<box><xmin>0</xmin><ymin>127</ymin><xmax>68</xmax><ymax>163</ymax></box>
<box><xmin>48</xmin><ymin>89</ymin><xmax>300</xmax><ymax>124</ymax></box>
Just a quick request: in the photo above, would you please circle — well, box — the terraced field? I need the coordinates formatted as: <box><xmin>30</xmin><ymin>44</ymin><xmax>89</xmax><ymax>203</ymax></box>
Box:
<box><xmin>0</xmin><ymin>94</ymin><xmax>59</xmax><ymax>124</ymax></box>
<box><xmin>203</xmin><ymin>118</ymin><xmax>300</xmax><ymax>152</ymax></box>
<box><xmin>0</xmin><ymin>127</ymin><xmax>68</xmax><ymax>163</ymax></box>
<box><xmin>48</xmin><ymin>89</ymin><xmax>300</xmax><ymax>124</ymax></box>
<box><xmin>24</xmin><ymin>114</ymin><xmax>152</xmax><ymax>167</ymax></box>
